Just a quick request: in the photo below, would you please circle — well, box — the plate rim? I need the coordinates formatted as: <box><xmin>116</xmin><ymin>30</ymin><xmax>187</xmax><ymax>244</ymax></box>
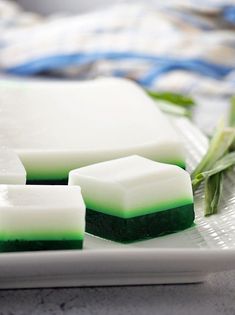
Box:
<box><xmin>1</xmin><ymin>116</ymin><xmax>235</xmax><ymax>287</ymax></box>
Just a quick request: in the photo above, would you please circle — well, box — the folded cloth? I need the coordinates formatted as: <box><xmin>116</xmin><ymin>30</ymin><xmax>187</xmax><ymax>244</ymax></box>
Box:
<box><xmin>1</xmin><ymin>0</ymin><xmax>235</xmax><ymax>95</ymax></box>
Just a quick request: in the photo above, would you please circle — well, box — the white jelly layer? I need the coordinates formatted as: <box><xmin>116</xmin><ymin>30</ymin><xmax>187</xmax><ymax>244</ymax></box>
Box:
<box><xmin>0</xmin><ymin>78</ymin><xmax>184</xmax><ymax>179</ymax></box>
<box><xmin>69</xmin><ymin>155</ymin><xmax>193</xmax><ymax>218</ymax></box>
<box><xmin>0</xmin><ymin>185</ymin><xmax>85</xmax><ymax>239</ymax></box>
<box><xmin>0</xmin><ymin>148</ymin><xmax>26</xmax><ymax>184</ymax></box>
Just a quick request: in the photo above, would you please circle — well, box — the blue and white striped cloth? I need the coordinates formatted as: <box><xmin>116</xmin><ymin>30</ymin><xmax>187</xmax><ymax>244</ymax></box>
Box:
<box><xmin>1</xmin><ymin>0</ymin><xmax>235</xmax><ymax>95</ymax></box>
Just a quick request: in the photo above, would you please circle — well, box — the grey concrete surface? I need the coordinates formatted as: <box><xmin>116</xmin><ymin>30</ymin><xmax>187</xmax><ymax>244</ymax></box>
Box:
<box><xmin>0</xmin><ymin>270</ymin><xmax>234</xmax><ymax>315</ymax></box>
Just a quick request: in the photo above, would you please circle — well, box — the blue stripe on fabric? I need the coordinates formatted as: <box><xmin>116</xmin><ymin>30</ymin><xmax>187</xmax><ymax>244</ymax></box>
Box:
<box><xmin>139</xmin><ymin>59</ymin><xmax>233</xmax><ymax>86</ymax></box>
<box><xmin>5</xmin><ymin>51</ymin><xmax>235</xmax><ymax>82</ymax></box>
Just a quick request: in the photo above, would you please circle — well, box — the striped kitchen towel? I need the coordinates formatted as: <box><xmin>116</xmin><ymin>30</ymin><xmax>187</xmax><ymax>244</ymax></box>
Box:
<box><xmin>1</xmin><ymin>0</ymin><xmax>235</xmax><ymax>95</ymax></box>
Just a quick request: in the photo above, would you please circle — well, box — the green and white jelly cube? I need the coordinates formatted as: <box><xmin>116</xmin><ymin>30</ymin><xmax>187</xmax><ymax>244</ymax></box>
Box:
<box><xmin>0</xmin><ymin>185</ymin><xmax>85</xmax><ymax>252</ymax></box>
<box><xmin>69</xmin><ymin>155</ymin><xmax>194</xmax><ymax>242</ymax></box>
<box><xmin>69</xmin><ymin>155</ymin><xmax>193</xmax><ymax>218</ymax></box>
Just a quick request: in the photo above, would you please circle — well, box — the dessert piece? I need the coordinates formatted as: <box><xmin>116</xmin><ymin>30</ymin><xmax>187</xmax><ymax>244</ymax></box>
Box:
<box><xmin>0</xmin><ymin>78</ymin><xmax>184</xmax><ymax>182</ymax></box>
<box><xmin>0</xmin><ymin>185</ymin><xmax>85</xmax><ymax>252</ymax></box>
<box><xmin>69</xmin><ymin>155</ymin><xmax>194</xmax><ymax>243</ymax></box>
<box><xmin>0</xmin><ymin>148</ymin><xmax>26</xmax><ymax>184</ymax></box>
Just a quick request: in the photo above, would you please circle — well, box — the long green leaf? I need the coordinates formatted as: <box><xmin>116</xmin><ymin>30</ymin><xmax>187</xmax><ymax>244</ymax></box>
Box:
<box><xmin>192</xmin><ymin>98</ymin><xmax>235</xmax><ymax>216</ymax></box>
<box><xmin>228</xmin><ymin>96</ymin><xmax>235</xmax><ymax>127</ymax></box>
<box><xmin>191</xmin><ymin>121</ymin><xmax>235</xmax><ymax>183</ymax></box>
<box><xmin>228</xmin><ymin>96</ymin><xmax>235</xmax><ymax>151</ymax></box>
<box><xmin>192</xmin><ymin>151</ymin><xmax>235</xmax><ymax>189</ymax></box>
<box><xmin>204</xmin><ymin>172</ymin><xmax>223</xmax><ymax>216</ymax></box>
<box><xmin>147</xmin><ymin>90</ymin><xmax>195</xmax><ymax>107</ymax></box>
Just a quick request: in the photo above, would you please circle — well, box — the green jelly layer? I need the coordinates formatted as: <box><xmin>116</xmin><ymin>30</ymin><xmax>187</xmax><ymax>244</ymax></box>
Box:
<box><xmin>27</xmin><ymin>178</ymin><xmax>68</xmax><ymax>185</ymax></box>
<box><xmin>25</xmin><ymin>158</ymin><xmax>185</xmax><ymax>183</ymax></box>
<box><xmin>0</xmin><ymin>239</ymin><xmax>83</xmax><ymax>252</ymax></box>
<box><xmin>86</xmin><ymin>198</ymin><xmax>193</xmax><ymax>219</ymax></box>
<box><xmin>0</xmin><ymin>230</ymin><xmax>84</xmax><ymax>241</ymax></box>
<box><xmin>86</xmin><ymin>203</ymin><xmax>194</xmax><ymax>243</ymax></box>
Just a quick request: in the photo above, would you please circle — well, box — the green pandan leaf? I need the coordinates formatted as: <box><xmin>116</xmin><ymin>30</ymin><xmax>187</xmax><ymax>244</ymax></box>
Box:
<box><xmin>204</xmin><ymin>172</ymin><xmax>223</xmax><ymax>216</ymax></box>
<box><xmin>191</xmin><ymin>120</ymin><xmax>235</xmax><ymax>186</ymax></box>
<box><xmin>146</xmin><ymin>90</ymin><xmax>195</xmax><ymax>107</ymax></box>
<box><xmin>192</xmin><ymin>151</ymin><xmax>235</xmax><ymax>189</ymax></box>
<box><xmin>228</xmin><ymin>96</ymin><xmax>235</xmax><ymax>151</ymax></box>
<box><xmin>228</xmin><ymin>96</ymin><xmax>235</xmax><ymax>127</ymax></box>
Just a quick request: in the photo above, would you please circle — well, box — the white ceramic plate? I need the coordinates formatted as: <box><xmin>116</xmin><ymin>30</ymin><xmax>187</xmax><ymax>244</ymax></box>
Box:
<box><xmin>0</xmin><ymin>116</ymin><xmax>235</xmax><ymax>289</ymax></box>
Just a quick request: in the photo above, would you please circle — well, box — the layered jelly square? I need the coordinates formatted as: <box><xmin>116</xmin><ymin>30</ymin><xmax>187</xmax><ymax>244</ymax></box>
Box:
<box><xmin>0</xmin><ymin>185</ymin><xmax>85</xmax><ymax>252</ymax></box>
<box><xmin>69</xmin><ymin>155</ymin><xmax>194</xmax><ymax>242</ymax></box>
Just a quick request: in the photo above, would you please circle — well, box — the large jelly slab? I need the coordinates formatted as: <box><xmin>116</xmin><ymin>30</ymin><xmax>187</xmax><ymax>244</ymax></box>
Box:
<box><xmin>69</xmin><ymin>155</ymin><xmax>193</xmax><ymax>219</ymax></box>
<box><xmin>0</xmin><ymin>185</ymin><xmax>85</xmax><ymax>252</ymax></box>
<box><xmin>0</xmin><ymin>148</ymin><xmax>26</xmax><ymax>184</ymax></box>
<box><xmin>0</xmin><ymin>78</ymin><xmax>184</xmax><ymax>181</ymax></box>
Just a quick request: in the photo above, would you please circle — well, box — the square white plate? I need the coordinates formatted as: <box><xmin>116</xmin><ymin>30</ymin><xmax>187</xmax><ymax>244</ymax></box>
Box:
<box><xmin>0</xmin><ymin>116</ymin><xmax>235</xmax><ymax>289</ymax></box>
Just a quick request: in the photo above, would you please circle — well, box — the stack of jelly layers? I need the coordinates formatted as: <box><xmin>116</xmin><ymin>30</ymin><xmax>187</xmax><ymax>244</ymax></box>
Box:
<box><xmin>0</xmin><ymin>78</ymin><xmax>194</xmax><ymax>251</ymax></box>
<box><xmin>0</xmin><ymin>148</ymin><xmax>86</xmax><ymax>252</ymax></box>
